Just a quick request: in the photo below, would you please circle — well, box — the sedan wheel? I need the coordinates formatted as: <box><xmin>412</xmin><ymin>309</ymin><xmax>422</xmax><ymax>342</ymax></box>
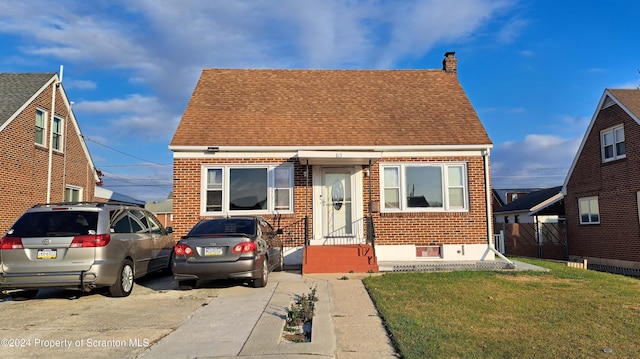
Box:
<box><xmin>178</xmin><ymin>280</ymin><xmax>197</xmax><ymax>290</ymax></box>
<box><xmin>109</xmin><ymin>259</ymin><xmax>134</xmax><ymax>297</ymax></box>
<box><xmin>276</xmin><ymin>250</ymin><xmax>284</xmax><ymax>272</ymax></box>
<box><xmin>253</xmin><ymin>257</ymin><xmax>268</xmax><ymax>288</ymax></box>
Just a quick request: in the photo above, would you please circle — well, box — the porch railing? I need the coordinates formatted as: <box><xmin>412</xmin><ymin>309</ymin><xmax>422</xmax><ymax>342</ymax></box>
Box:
<box><xmin>277</xmin><ymin>216</ymin><xmax>309</xmax><ymax>247</ymax></box>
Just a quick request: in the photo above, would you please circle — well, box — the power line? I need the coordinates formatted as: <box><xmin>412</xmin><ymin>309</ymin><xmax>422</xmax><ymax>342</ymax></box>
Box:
<box><xmin>84</xmin><ymin>136</ymin><xmax>171</xmax><ymax>167</ymax></box>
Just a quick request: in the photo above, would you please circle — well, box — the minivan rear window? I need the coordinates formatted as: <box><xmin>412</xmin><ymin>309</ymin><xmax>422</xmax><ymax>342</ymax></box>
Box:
<box><xmin>7</xmin><ymin>211</ymin><xmax>99</xmax><ymax>237</ymax></box>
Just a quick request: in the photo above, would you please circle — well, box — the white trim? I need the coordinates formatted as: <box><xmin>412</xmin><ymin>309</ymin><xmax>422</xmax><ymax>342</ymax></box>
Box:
<box><xmin>52</xmin><ymin>116</ymin><xmax>64</xmax><ymax>153</ymax></box>
<box><xmin>578</xmin><ymin>196</ymin><xmax>600</xmax><ymax>225</ymax></box>
<box><xmin>298</xmin><ymin>150</ymin><xmax>382</xmax><ymax>165</ymax></box>
<box><xmin>600</xmin><ymin>124</ymin><xmax>626</xmax><ymax>163</ymax></box>
<box><xmin>170</xmin><ymin>144</ymin><xmax>493</xmax><ymax>153</ymax></box>
<box><xmin>199</xmin><ymin>163</ymin><xmax>295</xmax><ymax>216</ymax></box>
<box><xmin>379</xmin><ymin>162</ymin><xmax>470</xmax><ymax>212</ymax></box>
<box><xmin>310</xmin><ymin>165</ymin><xmax>365</xmax><ymax>243</ymax></box>
<box><xmin>529</xmin><ymin>192</ymin><xmax>564</xmax><ymax>216</ymax></box>
<box><xmin>35</xmin><ymin>108</ymin><xmax>48</xmax><ymax>147</ymax></box>
<box><xmin>172</xmin><ymin>149</ymin><xmax>489</xmax><ymax>159</ymax></box>
<box><xmin>65</xmin><ymin>184</ymin><xmax>83</xmax><ymax>201</ymax></box>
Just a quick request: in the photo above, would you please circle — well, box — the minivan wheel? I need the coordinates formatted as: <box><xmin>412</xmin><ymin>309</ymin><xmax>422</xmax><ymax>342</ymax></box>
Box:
<box><xmin>178</xmin><ymin>280</ymin><xmax>197</xmax><ymax>290</ymax></box>
<box><xmin>253</xmin><ymin>257</ymin><xmax>268</xmax><ymax>288</ymax></box>
<box><xmin>109</xmin><ymin>259</ymin><xmax>134</xmax><ymax>297</ymax></box>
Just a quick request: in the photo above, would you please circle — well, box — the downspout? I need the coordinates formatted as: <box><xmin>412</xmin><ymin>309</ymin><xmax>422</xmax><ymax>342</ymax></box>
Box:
<box><xmin>483</xmin><ymin>148</ymin><xmax>514</xmax><ymax>267</ymax></box>
<box><xmin>46</xmin><ymin>66</ymin><xmax>63</xmax><ymax>202</ymax></box>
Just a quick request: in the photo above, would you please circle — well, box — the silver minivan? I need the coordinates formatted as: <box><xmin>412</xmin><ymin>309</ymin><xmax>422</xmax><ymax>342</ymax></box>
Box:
<box><xmin>0</xmin><ymin>202</ymin><xmax>174</xmax><ymax>298</ymax></box>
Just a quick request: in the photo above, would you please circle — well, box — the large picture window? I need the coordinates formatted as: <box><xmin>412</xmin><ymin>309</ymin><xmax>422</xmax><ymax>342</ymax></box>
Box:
<box><xmin>578</xmin><ymin>197</ymin><xmax>599</xmax><ymax>224</ymax></box>
<box><xmin>203</xmin><ymin>165</ymin><xmax>293</xmax><ymax>214</ymax></box>
<box><xmin>381</xmin><ymin>163</ymin><xmax>468</xmax><ymax>212</ymax></box>
<box><xmin>601</xmin><ymin>125</ymin><xmax>625</xmax><ymax>162</ymax></box>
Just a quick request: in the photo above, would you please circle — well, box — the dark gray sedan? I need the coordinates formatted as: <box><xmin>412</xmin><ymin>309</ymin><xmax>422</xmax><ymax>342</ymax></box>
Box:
<box><xmin>172</xmin><ymin>216</ymin><xmax>283</xmax><ymax>289</ymax></box>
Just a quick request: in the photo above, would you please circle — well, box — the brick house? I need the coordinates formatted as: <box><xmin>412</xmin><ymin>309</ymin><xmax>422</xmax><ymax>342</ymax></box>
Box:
<box><xmin>0</xmin><ymin>72</ymin><xmax>100</xmax><ymax>232</ymax></box>
<box><xmin>169</xmin><ymin>52</ymin><xmax>496</xmax><ymax>272</ymax></box>
<box><xmin>564</xmin><ymin>89</ymin><xmax>640</xmax><ymax>275</ymax></box>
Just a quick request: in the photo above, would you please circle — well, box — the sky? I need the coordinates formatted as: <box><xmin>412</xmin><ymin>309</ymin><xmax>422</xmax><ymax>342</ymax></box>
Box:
<box><xmin>1</xmin><ymin>0</ymin><xmax>639</xmax><ymax>202</ymax></box>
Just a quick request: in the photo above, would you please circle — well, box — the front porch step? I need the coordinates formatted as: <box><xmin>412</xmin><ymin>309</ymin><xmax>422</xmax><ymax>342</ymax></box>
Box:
<box><xmin>303</xmin><ymin>244</ymin><xmax>379</xmax><ymax>274</ymax></box>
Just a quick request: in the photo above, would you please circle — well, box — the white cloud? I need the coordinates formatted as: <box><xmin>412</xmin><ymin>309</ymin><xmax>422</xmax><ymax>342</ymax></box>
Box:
<box><xmin>491</xmin><ymin>134</ymin><xmax>581</xmax><ymax>188</ymax></box>
<box><xmin>65</xmin><ymin>79</ymin><xmax>97</xmax><ymax>90</ymax></box>
<box><xmin>73</xmin><ymin>95</ymin><xmax>159</xmax><ymax>114</ymax></box>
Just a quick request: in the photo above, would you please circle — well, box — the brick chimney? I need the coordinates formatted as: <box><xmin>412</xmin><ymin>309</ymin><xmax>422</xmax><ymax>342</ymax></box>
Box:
<box><xmin>443</xmin><ymin>51</ymin><xmax>457</xmax><ymax>73</ymax></box>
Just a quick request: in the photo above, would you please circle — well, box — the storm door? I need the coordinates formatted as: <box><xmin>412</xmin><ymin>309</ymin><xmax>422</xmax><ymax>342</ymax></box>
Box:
<box><xmin>322</xmin><ymin>169</ymin><xmax>353</xmax><ymax>238</ymax></box>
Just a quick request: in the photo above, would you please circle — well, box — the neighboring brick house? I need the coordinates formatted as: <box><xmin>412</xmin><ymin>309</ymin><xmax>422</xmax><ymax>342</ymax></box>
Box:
<box><xmin>564</xmin><ymin>89</ymin><xmax>640</xmax><ymax>275</ymax></box>
<box><xmin>145</xmin><ymin>194</ymin><xmax>173</xmax><ymax>229</ymax></box>
<box><xmin>0</xmin><ymin>72</ymin><xmax>99</xmax><ymax>232</ymax></box>
<box><xmin>169</xmin><ymin>52</ymin><xmax>495</xmax><ymax>272</ymax></box>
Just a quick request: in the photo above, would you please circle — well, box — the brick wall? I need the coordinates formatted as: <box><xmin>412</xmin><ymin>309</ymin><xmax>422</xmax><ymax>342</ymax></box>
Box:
<box><xmin>0</xmin><ymin>84</ymin><xmax>96</xmax><ymax>233</ymax></box>
<box><xmin>565</xmin><ymin>103</ymin><xmax>640</xmax><ymax>263</ymax></box>
<box><xmin>173</xmin><ymin>154</ymin><xmax>489</xmax><ymax>246</ymax></box>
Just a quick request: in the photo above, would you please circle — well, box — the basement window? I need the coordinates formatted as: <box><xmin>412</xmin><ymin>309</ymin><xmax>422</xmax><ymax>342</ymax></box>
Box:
<box><xmin>416</xmin><ymin>246</ymin><xmax>442</xmax><ymax>258</ymax></box>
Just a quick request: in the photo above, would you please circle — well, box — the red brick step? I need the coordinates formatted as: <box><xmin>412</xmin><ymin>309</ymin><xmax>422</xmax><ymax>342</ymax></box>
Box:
<box><xmin>303</xmin><ymin>244</ymin><xmax>378</xmax><ymax>274</ymax></box>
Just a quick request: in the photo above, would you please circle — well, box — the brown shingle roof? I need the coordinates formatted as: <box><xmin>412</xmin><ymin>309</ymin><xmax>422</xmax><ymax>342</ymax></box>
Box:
<box><xmin>171</xmin><ymin>69</ymin><xmax>491</xmax><ymax>147</ymax></box>
<box><xmin>609</xmin><ymin>89</ymin><xmax>640</xmax><ymax>119</ymax></box>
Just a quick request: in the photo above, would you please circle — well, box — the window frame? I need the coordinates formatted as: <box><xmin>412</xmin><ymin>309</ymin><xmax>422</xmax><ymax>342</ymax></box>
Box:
<box><xmin>52</xmin><ymin>116</ymin><xmax>64</xmax><ymax>152</ymax></box>
<box><xmin>64</xmin><ymin>185</ymin><xmax>82</xmax><ymax>202</ymax></box>
<box><xmin>601</xmin><ymin>125</ymin><xmax>625</xmax><ymax>163</ymax></box>
<box><xmin>380</xmin><ymin>162</ymin><xmax>469</xmax><ymax>212</ymax></box>
<box><xmin>201</xmin><ymin>164</ymin><xmax>294</xmax><ymax>215</ymax></box>
<box><xmin>578</xmin><ymin>196</ymin><xmax>600</xmax><ymax>225</ymax></box>
<box><xmin>35</xmin><ymin>109</ymin><xmax>47</xmax><ymax>146</ymax></box>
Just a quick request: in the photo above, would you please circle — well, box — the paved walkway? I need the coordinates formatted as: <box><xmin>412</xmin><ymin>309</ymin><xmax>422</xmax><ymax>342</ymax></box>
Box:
<box><xmin>139</xmin><ymin>271</ymin><xmax>397</xmax><ymax>359</ymax></box>
<box><xmin>139</xmin><ymin>259</ymin><xmax>545</xmax><ymax>359</ymax></box>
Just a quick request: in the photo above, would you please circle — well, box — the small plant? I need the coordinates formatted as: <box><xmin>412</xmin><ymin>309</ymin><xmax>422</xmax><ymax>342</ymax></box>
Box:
<box><xmin>286</xmin><ymin>285</ymin><xmax>318</xmax><ymax>326</ymax></box>
<box><xmin>283</xmin><ymin>285</ymin><xmax>319</xmax><ymax>342</ymax></box>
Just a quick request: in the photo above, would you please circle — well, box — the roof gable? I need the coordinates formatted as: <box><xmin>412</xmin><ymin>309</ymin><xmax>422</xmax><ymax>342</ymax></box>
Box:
<box><xmin>171</xmin><ymin>68</ymin><xmax>491</xmax><ymax>148</ymax></box>
<box><xmin>0</xmin><ymin>73</ymin><xmax>56</xmax><ymax>128</ymax></box>
<box><xmin>0</xmin><ymin>72</ymin><xmax>99</xmax><ymax>183</ymax></box>
<box><xmin>563</xmin><ymin>89</ymin><xmax>640</xmax><ymax>192</ymax></box>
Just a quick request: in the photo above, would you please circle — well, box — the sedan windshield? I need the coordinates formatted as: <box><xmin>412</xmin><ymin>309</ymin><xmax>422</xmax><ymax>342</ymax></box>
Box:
<box><xmin>187</xmin><ymin>219</ymin><xmax>256</xmax><ymax>237</ymax></box>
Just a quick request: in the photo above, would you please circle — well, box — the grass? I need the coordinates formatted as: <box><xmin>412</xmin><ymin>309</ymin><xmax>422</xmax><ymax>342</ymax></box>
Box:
<box><xmin>363</xmin><ymin>258</ymin><xmax>640</xmax><ymax>359</ymax></box>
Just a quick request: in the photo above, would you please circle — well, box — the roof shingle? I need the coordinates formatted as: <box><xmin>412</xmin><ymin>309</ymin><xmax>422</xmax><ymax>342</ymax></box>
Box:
<box><xmin>172</xmin><ymin>69</ymin><xmax>491</xmax><ymax>147</ymax></box>
<box><xmin>0</xmin><ymin>73</ymin><xmax>56</xmax><ymax>126</ymax></box>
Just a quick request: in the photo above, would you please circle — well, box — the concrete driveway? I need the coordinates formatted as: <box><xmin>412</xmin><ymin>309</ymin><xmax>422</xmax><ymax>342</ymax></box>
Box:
<box><xmin>0</xmin><ymin>272</ymin><xmax>222</xmax><ymax>359</ymax></box>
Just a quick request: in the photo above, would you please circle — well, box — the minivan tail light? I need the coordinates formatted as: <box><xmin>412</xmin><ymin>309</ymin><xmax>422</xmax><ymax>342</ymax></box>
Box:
<box><xmin>70</xmin><ymin>234</ymin><xmax>111</xmax><ymax>248</ymax></box>
<box><xmin>0</xmin><ymin>237</ymin><xmax>24</xmax><ymax>249</ymax></box>
<box><xmin>233</xmin><ymin>242</ymin><xmax>257</xmax><ymax>253</ymax></box>
<box><xmin>174</xmin><ymin>244</ymin><xmax>193</xmax><ymax>256</ymax></box>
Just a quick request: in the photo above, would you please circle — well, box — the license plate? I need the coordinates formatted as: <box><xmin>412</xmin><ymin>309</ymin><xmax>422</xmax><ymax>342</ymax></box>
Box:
<box><xmin>204</xmin><ymin>247</ymin><xmax>223</xmax><ymax>256</ymax></box>
<box><xmin>37</xmin><ymin>249</ymin><xmax>57</xmax><ymax>259</ymax></box>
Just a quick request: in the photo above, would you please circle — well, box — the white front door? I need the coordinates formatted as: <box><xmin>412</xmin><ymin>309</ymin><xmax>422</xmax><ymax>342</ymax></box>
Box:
<box><xmin>322</xmin><ymin>168</ymin><xmax>353</xmax><ymax>238</ymax></box>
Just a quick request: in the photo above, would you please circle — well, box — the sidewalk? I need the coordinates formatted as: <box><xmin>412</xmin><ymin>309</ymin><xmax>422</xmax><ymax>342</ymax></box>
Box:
<box><xmin>139</xmin><ymin>259</ymin><xmax>545</xmax><ymax>359</ymax></box>
<box><xmin>138</xmin><ymin>271</ymin><xmax>397</xmax><ymax>359</ymax></box>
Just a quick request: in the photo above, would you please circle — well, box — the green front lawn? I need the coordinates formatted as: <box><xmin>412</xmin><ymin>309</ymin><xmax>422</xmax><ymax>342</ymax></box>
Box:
<box><xmin>363</xmin><ymin>258</ymin><xmax>640</xmax><ymax>358</ymax></box>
